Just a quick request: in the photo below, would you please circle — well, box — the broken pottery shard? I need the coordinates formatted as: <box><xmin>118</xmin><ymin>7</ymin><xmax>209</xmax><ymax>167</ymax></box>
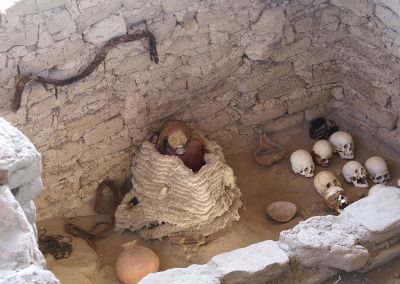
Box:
<box><xmin>115</xmin><ymin>138</ymin><xmax>242</xmax><ymax>240</ymax></box>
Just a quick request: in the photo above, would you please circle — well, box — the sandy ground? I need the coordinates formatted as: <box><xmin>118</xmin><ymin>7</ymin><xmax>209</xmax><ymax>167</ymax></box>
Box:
<box><xmin>38</xmin><ymin>123</ymin><xmax>400</xmax><ymax>284</ymax></box>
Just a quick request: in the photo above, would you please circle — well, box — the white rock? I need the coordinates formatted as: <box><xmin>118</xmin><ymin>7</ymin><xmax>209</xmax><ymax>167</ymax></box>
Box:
<box><xmin>76</xmin><ymin>0</ymin><xmax>123</xmax><ymax>29</ymax></box>
<box><xmin>368</xmin><ymin>184</ymin><xmax>387</xmax><ymax>196</ymax></box>
<box><xmin>245</xmin><ymin>7</ymin><xmax>286</xmax><ymax>60</ymax></box>
<box><xmin>44</xmin><ymin>8</ymin><xmax>75</xmax><ymax>35</ymax></box>
<box><xmin>279</xmin><ymin>215</ymin><xmax>369</xmax><ymax>272</ymax></box>
<box><xmin>36</xmin><ymin>0</ymin><xmax>68</xmax><ymax>11</ymax></box>
<box><xmin>376</xmin><ymin>0</ymin><xmax>400</xmax><ymax>15</ymax></box>
<box><xmin>21</xmin><ymin>200</ymin><xmax>36</xmax><ymax>226</ymax></box>
<box><xmin>376</xmin><ymin>5</ymin><xmax>400</xmax><ymax>33</ymax></box>
<box><xmin>12</xmin><ymin>177</ymin><xmax>43</xmax><ymax>205</ymax></box>
<box><xmin>0</xmin><ymin>54</ymin><xmax>6</xmax><ymax>69</ymax></box>
<box><xmin>140</xmin><ymin>264</ymin><xmax>221</xmax><ymax>284</ymax></box>
<box><xmin>342</xmin><ymin>187</ymin><xmax>400</xmax><ymax>243</ymax></box>
<box><xmin>252</xmin><ymin>7</ymin><xmax>285</xmax><ymax>36</ymax></box>
<box><xmin>0</xmin><ymin>264</ymin><xmax>60</xmax><ymax>284</ymax></box>
<box><xmin>210</xmin><ymin>240</ymin><xmax>289</xmax><ymax>284</ymax></box>
<box><xmin>0</xmin><ymin>186</ymin><xmax>44</xmax><ymax>274</ymax></box>
<box><xmin>331</xmin><ymin>86</ymin><xmax>344</xmax><ymax>100</ymax></box>
<box><xmin>0</xmin><ymin>118</ymin><xmax>42</xmax><ymax>189</ymax></box>
<box><xmin>1</xmin><ymin>26</ymin><xmax>35</xmax><ymax>50</ymax></box>
<box><xmin>330</xmin><ymin>0</ymin><xmax>374</xmax><ymax>17</ymax></box>
<box><xmin>83</xmin><ymin>15</ymin><xmax>127</xmax><ymax>44</ymax></box>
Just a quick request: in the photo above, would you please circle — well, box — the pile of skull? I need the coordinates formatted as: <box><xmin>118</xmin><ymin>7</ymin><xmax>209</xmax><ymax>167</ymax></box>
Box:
<box><xmin>290</xmin><ymin>131</ymin><xmax>391</xmax><ymax>214</ymax></box>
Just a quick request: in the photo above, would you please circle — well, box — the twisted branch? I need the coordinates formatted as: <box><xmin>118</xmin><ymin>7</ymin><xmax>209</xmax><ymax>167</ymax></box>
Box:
<box><xmin>12</xmin><ymin>29</ymin><xmax>159</xmax><ymax>112</ymax></box>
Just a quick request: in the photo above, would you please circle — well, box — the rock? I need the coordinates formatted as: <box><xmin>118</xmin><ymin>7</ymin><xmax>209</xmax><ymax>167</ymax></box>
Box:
<box><xmin>44</xmin><ymin>8</ymin><xmax>75</xmax><ymax>35</ymax></box>
<box><xmin>342</xmin><ymin>187</ymin><xmax>400</xmax><ymax>243</ymax></box>
<box><xmin>376</xmin><ymin>5</ymin><xmax>400</xmax><ymax>33</ymax></box>
<box><xmin>141</xmin><ymin>241</ymin><xmax>289</xmax><ymax>284</ymax></box>
<box><xmin>279</xmin><ymin>215</ymin><xmax>369</xmax><ymax>272</ymax></box>
<box><xmin>1</xmin><ymin>265</ymin><xmax>60</xmax><ymax>284</ymax></box>
<box><xmin>36</xmin><ymin>0</ymin><xmax>68</xmax><ymax>11</ymax></box>
<box><xmin>0</xmin><ymin>185</ymin><xmax>58</xmax><ymax>283</ymax></box>
<box><xmin>376</xmin><ymin>0</ymin><xmax>400</xmax><ymax>15</ymax></box>
<box><xmin>252</xmin><ymin>8</ymin><xmax>285</xmax><ymax>36</ymax></box>
<box><xmin>0</xmin><ymin>118</ymin><xmax>42</xmax><ymax>190</ymax></box>
<box><xmin>331</xmin><ymin>86</ymin><xmax>344</xmax><ymax>100</ymax></box>
<box><xmin>11</xmin><ymin>177</ymin><xmax>43</xmax><ymax>205</ymax></box>
<box><xmin>330</xmin><ymin>0</ymin><xmax>374</xmax><ymax>17</ymax></box>
<box><xmin>245</xmin><ymin>7</ymin><xmax>286</xmax><ymax>60</ymax></box>
<box><xmin>210</xmin><ymin>240</ymin><xmax>289</xmax><ymax>284</ymax></box>
<box><xmin>140</xmin><ymin>264</ymin><xmax>221</xmax><ymax>284</ymax></box>
<box><xmin>83</xmin><ymin>15</ymin><xmax>127</xmax><ymax>44</ymax></box>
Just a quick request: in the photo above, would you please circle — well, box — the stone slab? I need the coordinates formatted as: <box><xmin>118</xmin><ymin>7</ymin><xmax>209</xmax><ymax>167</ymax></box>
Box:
<box><xmin>279</xmin><ymin>215</ymin><xmax>369</xmax><ymax>272</ymax></box>
<box><xmin>11</xmin><ymin>177</ymin><xmax>43</xmax><ymax>205</ymax></box>
<box><xmin>140</xmin><ymin>264</ymin><xmax>221</xmax><ymax>284</ymax></box>
<box><xmin>342</xmin><ymin>187</ymin><xmax>400</xmax><ymax>242</ymax></box>
<box><xmin>210</xmin><ymin>240</ymin><xmax>289</xmax><ymax>284</ymax></box>
<box><xmin>83</xmin><ymin>15</ymin><xmax>127</xmax><ymax>44</ymax></box>
<box><xmin>0</xmin><ymin>185</ymin><xmax>55</xmax><ymax>281</ymax></box>
<box><xmin>0</xmin><ymin>118</ymin><xmax>42</xmax><ymax>189</ymax></box>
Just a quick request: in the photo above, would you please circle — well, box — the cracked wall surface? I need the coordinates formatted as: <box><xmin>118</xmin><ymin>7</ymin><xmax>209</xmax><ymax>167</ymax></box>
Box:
<box><xmin>0</xmin><ymin>0</ymin><xmax>399</xmax><ymax>219</ymax></box>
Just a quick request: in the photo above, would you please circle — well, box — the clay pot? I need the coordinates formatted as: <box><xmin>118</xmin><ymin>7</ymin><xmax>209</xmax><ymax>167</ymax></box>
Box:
<box><xmin>266</xmin><ymin>201</ymin><xmax>297</xmax><ymax>223</ymax></box>
<box><xmin>115</xmin><ymin>240</ymin><xmax>159</xmax><ymax>284</ymax></box>
<box><xmin>254</xmin><ymin>134</ymin><xmax>285</xmax><ymax>166</ymax></box>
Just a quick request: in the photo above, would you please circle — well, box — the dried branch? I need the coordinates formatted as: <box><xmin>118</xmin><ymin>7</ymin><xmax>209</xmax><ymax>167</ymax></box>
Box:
<box><xmin>12</xmin><ymin>30</ymin><xmax>159</xmax><ymax>112</ymax></box>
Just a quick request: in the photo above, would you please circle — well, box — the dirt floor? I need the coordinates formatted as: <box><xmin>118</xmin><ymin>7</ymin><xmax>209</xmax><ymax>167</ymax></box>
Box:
<box><xmin>38</xmin><ymin>123</ymin><xmax>400</xmax><ymax>284</ymax></box>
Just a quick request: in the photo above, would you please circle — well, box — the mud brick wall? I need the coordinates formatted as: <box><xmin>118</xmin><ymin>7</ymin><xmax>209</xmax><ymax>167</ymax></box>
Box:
<box><xmin>329</xmin><ymin>0</ymin><xmax>400</xmax><ymax>150</ymax></box>
<box><xmin>0</xmin><ymin>0</ymin><xmax>397</xmax><ymax>219</ymax></box>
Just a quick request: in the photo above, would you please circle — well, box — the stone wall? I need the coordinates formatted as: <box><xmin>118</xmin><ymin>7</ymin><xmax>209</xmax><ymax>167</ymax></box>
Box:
<box><xmin>0</xmin><ymin>0</ymin><xmax>343</xmax><ymax>219</ymax></box>
<box><xmin>0</xmin><ymin>0</ymin><xmax>399</xmax><ymax>219</ymax></box>
<box><xmin>330</xmin><ymin>0</ymin><xmax>400</xmax><ymax>149</ymax></box>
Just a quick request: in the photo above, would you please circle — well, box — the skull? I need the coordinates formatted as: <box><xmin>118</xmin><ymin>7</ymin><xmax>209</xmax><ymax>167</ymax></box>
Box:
<box><xmin>368</xmin><ymin>184</ymin><xmax>386</xmax><ymax>196</ymax></box>
<box><xmin>311</xmin><ymin>140</ymin><xmax>333</xmax><ymax>167</ymax></box>
<box><xmin>365</xmin><ymin>156</ymin><xmax>390</xmax><ymax>184</ymax></box>
<box><xmin>328</xmin><ymin>131</ymin><xmax>354</xmax><ymax>159</ymax></box>
<box><xmin>290</xmin><ymin>150</ymin><xmax>315</xmax><ymax>178</ymax></box>
<box><xmin>342</xmin><ymin>161</ymin><xmax>368</xmax><ymax>188</ymax></box>
<box><xmin>313</xmin><ymin>171</ymin><xmax>341</xmax><ymax>197</ymax></box>
<box><xmin>324</xmin><ymin>186</ymin><xmax>349</xmax><ymax>214</ymax></box>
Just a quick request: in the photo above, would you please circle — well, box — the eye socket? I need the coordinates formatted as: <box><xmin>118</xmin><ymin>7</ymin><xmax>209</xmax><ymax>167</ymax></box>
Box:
<box><xmin>355</xmin><ymin>169</ymin><xmax>359</xmax><ymax>174</ymax></box>
<box><xmin>327</xmin><ymin>182</ymin><xmax>331</xmax><ymax>188</ymax></box>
